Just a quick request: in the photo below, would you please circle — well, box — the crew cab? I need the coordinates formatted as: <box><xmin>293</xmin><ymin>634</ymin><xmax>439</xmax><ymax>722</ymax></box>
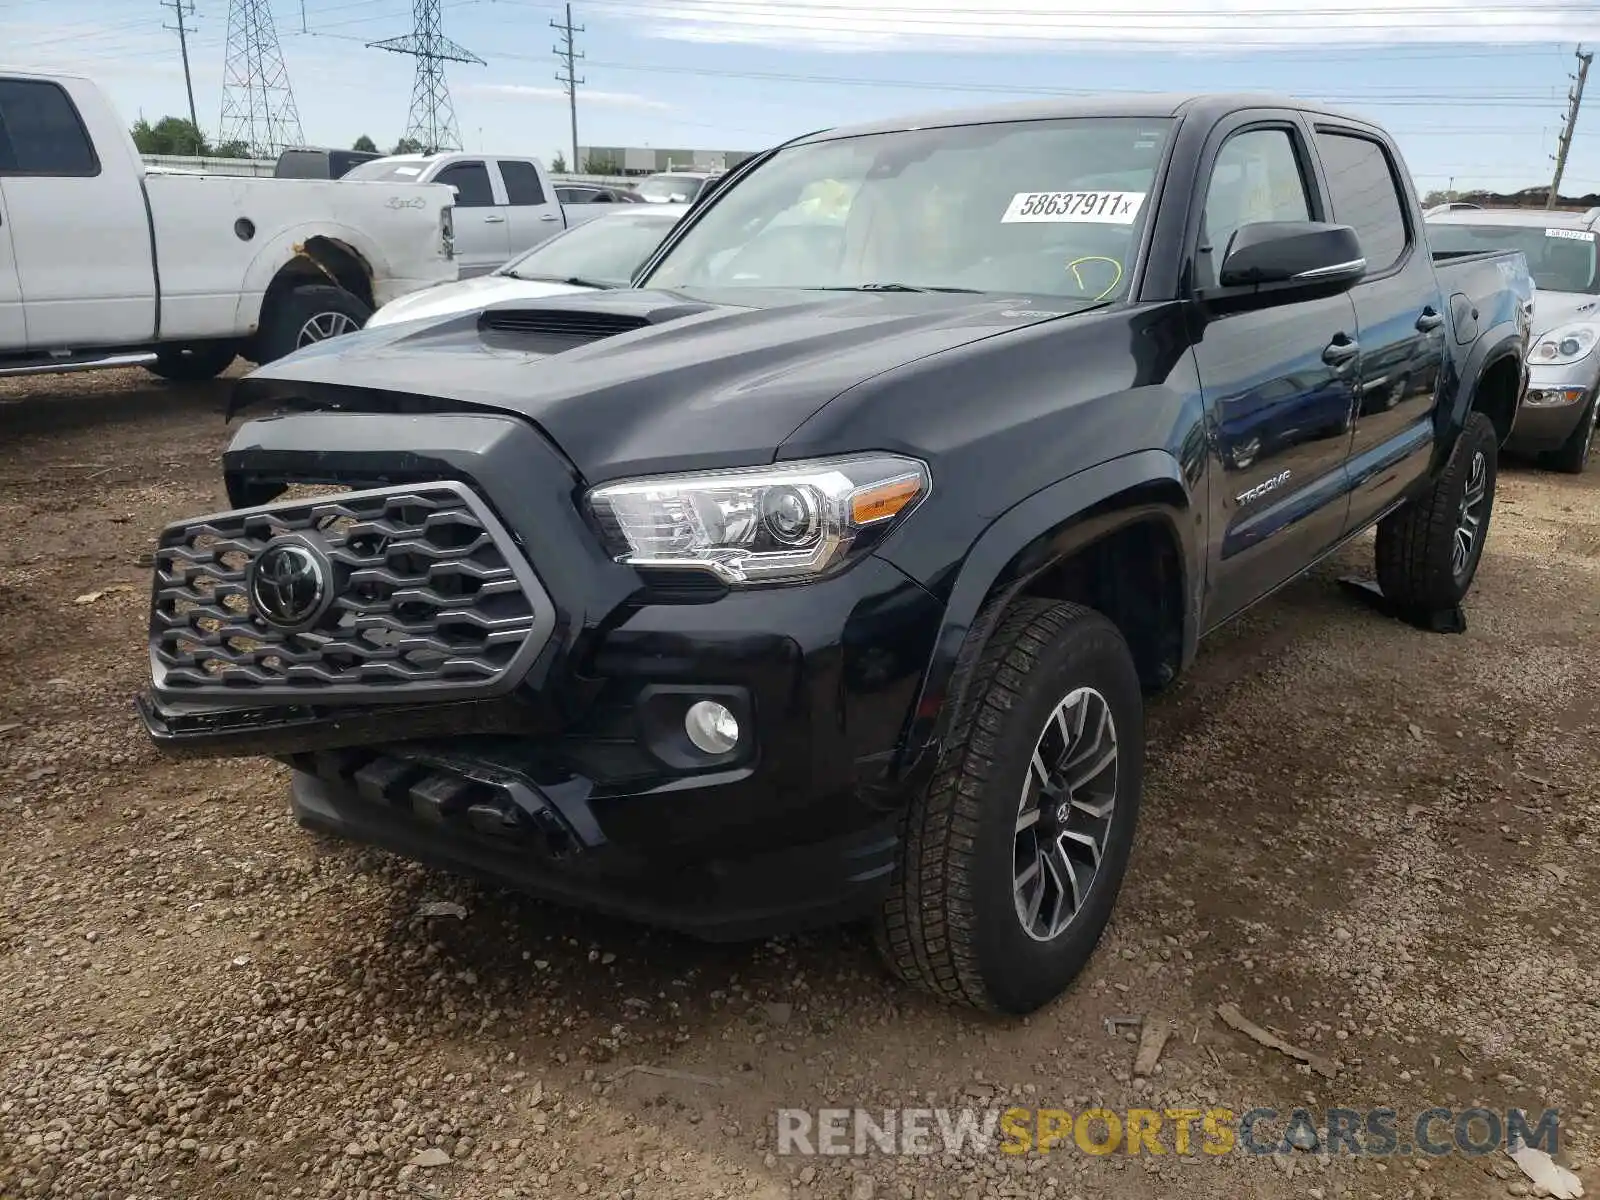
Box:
<box><xmin>342</xmin><ymin>152</ymin><xmax>612</xmax><ymax>278</ymax></box>
<box><xmin>138</xmin><ymin>93</ymin><xmax>1530</xmax><ymax>1016</ymax></box>
<box><xmin>0</xmin><ymin>70</ymin><xmax>458</xmax><ymax>381</ymax></box>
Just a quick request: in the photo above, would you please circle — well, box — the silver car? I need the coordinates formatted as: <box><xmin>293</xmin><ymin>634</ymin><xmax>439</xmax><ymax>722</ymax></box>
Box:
<box><xmin>1428</xmin><ymin>206</ymin><xmax>1600</xmax><ymax>472</ymax></box>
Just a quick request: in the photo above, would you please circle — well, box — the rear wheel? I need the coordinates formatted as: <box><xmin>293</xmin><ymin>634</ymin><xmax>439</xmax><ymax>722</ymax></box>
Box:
<box><xmin>145</xmin><ymin>342</ymin><xmax>238</xmax><ymax>382</ymax></box>
<box><xmin>253</xmin><ymin>284</ymin><xmax>371</xmax><ymax>364</ymax></box>
<box><xmin>1546</xmin><ymin>391</ymin><xmax>1599</xmax><ymax>474</ymax></box>
<box><xmin>1374</xmin><ymin>410</ymin><xmax>1498</xmax><ymax>610</ymax></box>
<box><xmin>873</xmin><ymin>599</ymin><xmax>1144</xmax><ymax>1015</ymax></box>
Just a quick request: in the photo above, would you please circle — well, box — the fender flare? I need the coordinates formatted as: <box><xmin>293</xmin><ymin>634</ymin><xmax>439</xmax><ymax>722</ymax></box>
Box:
<box><xmin>890</xmin><ymin>448</ymin><xmax>1201</xmax><ymax>782</ymax></box>
<box><xmin>1440</xmin><ymin>323</ymin><xmax>1526</xmax><ymax>458</ymax></box>
<box><xmin>232</xmin><ymin>222</ymin><xmax>389</xmax><ymax>332</ymax></box>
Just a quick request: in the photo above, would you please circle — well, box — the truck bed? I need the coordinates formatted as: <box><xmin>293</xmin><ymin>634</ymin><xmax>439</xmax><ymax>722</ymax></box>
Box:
<box><xmin>1432</xmin><ymin>247</ymin><xmax>1532</xmax><ymax>349</ymax></box>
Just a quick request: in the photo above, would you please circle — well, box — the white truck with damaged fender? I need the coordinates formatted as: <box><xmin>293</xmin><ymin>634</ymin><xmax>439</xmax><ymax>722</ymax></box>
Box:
<box><xmin>0</xmin><ymin>69</ymin><xmax>459</xmax><ymax>381</ymax></box>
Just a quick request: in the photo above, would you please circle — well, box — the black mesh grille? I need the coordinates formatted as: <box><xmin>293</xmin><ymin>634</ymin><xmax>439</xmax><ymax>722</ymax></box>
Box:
<box><xmin>150</xmin><ymin>482</ymin><xmax>548</xmax><ymax>702</ymax></box>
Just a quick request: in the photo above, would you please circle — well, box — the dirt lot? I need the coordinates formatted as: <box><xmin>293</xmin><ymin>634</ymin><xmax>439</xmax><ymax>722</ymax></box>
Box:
<box><xmin>1</xmin><ymin>369</ymin><xmax>1596</xmax><ymax>1200</ymax></box>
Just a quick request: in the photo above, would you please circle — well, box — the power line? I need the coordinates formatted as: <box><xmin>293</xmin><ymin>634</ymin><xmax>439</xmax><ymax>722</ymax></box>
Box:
<box><xmin>481</xmin><ymin>48</ymin><xmax>1579</xmax><ymax>107</ymax></box>
<box><xmin>1548</xmin><ymin>43</ymin><xmax>1594</xmax><ymax>206</ymax></box>
<box><xmin>219</xmin><ymin>0</ymin><xmax>306</xmax><ymax>156</ymax></box>
<box><xmin>479</xmin><ymin>0</ymin><xmax>1600</xmax><ymax>20</ymax></box>
<box><xmin>159</xmin><ymin>0</ymin><xmax>202</xmax><ymax>147</ymax></box>
<box><xmin>368</xmin><ymin>0</ymin><xmax>486</xmax><ymax>152</ymax></box>
<box><xmin>551</xmin><ymin>1</ymin><xmax>584</xmax><ymax>172</ymax></box>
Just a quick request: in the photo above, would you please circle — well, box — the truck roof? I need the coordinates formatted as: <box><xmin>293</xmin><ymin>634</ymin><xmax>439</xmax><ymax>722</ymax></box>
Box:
<box><xmin>791</xmin><ymin>92</ymin><xmax>1381</xmax><ymax>144</ymax></box>
<box><xmin>1427</xmin><ymin>206</ymin><xmax>1600</xmax><ymax>231</ymax></box>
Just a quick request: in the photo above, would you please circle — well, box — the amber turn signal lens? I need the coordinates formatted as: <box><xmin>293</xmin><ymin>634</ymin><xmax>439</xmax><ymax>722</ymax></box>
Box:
<box><xmin>850</xmin><ymin>475</ymin><xmax>924</xmax><ymax>525</ymax></box>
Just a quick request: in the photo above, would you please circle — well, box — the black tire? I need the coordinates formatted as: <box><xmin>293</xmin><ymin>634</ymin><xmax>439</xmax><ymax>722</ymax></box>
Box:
<box><xmin>1546</xmin><ymin>391</ymin><xmax>1599</xmax><ymax>475</ymax></box>
<box><xmin>874</xmin><ymin>598</ymin><xmax>1145</xmax><ymax>1015</ymax></box>
<box><xmin>1375</xmin><ymin>410</ymin><xmax>1498</xmax><ymax>610</ymax></box>
<box><xmin>145</xmin><ymin>342</ymin><xmax>238</xmax><ymax>382</ymax></box>
<box><xmin>252</xmin><ymin>283</ymin><xmax>371</xmax><ymax>364</ymax></box>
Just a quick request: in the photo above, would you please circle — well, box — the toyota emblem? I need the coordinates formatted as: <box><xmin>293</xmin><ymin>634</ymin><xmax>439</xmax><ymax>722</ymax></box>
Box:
<box><xmin>248</xmin><ymin>539</ymin><xmax>329</xmax><ymax>629</ymax></box>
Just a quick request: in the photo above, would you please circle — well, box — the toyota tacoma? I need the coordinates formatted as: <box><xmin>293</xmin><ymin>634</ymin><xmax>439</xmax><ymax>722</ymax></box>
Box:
<box><xmin>139</xmin><ymin>94</ymin><xmax>1531</xmax><ymax>1014</ymax></box>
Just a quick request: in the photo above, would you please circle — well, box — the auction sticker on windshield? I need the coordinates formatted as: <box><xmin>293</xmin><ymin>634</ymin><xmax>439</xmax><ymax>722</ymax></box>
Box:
<box><xmin>1546</xmin><ymin>227</ymin><xmax>1596</xmax><ymax>241</ymax></box>
<box><xmin>1002</xmin><ymin>191</ymin><xmax>1146</xmax><ymax>224</ymax></box>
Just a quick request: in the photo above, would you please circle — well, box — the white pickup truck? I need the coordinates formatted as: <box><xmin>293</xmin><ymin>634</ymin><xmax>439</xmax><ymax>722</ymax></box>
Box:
<box><xmin>341</xmin><ymin>152</ymin><xmax>613</xmax><ymax>278</ymax></box>
<box><xmin>0</xmin><ymin>70</ymin><xmax>459</xmax><ymax>381</ymax></box>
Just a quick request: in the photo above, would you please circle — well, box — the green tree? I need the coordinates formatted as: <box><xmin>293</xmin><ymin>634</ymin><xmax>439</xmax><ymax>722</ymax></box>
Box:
<box><xmin>352</xmin><ymin>134</ymin><xmax>378</xmax><ymax>153</ymax></box>
<box><xmin>581</xmin><ymin>152</ymin><xmax>619</xmax><ymax>175</ymax></box>
<box><xmin>211</xmin><ymin>140</ymin><xmax>252</xmax><ymax>159</ymax></box>
<box><xmin>130</xmin><ymin>115</ymin><xmax>209</xmax><ymax>156</ymax></box>
<box><xmin>392</xmin><ymin>137</ymin><xmax>424</xmax><ymax>155</ymax></box>
<box><xmin>550</xmin><ymin>150</ymin><xmax>567</xmax><ymax>173</ymax></box>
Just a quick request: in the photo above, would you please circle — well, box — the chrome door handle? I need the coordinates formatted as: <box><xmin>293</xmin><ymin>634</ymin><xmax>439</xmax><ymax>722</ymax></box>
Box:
<box><xmin>538</xmin><ymin>212</ymin><xmax>560</xmax><ymax>222</ymax></box>
<box><xmin>483</xmin><ymin>214</ymin><xmax>506</xmax><ymax>223</ymax></box>
<box><xmin>1416</xmin><ymin>307</ymin><xmax>1445</xmax><ymax>332</ymax></box>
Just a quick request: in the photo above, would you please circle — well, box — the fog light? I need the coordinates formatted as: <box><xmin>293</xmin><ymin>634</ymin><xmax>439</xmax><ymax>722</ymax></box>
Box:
<box><xmin>684</xmin><ymin>700</ymin><xmax>739</xmax><ymax>755</ymax></box>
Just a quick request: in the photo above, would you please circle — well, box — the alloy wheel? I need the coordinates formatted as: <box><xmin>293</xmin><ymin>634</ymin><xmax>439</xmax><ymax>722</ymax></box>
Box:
<box><xmin>295</xmin><ymin>311</ymin><xmax>360</xmax><ymax>348</ymax></box>
<box><xmin>1012</xmin><ymin>686</ymin><xmax>1119</xmax><ymax>943</ymax></box>
<box><xmin>1452</xmin><ymin>448</ymin><xmax>1488</xmax><ymax>579</ymax></box>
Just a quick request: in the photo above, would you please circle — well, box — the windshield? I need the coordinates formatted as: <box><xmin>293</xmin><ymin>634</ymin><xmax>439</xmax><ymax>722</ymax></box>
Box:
<box><xmin>637</xmin><ymin>174</ymin><xmax>706</xmax><ymax>202</ymax></box>
<box><xmin>640</xmin><ymin>118</ymin><xmax>1171</xmax><ymax>300</ymax></box>
<box><xmin>500</xmin><ymin>210</ymin><xmax>682</xmax><ymax>285</ymax></box>
<box><xmin>1428</xmin><ymin>221</ymin><xmax>1599</xmax><ymax>293</ymax></box>
<box><xmin>341</xmin><ymin>159</ymin><xmax>432</xmax><ymax>182</ymax></box>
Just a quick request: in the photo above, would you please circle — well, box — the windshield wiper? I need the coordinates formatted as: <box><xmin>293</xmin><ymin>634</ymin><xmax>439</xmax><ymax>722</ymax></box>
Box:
<box><xmin>813</xmin><ymin>282</ymin><xmax>984</xmax><ymax>294</ymax></box>
<box><xmin>502</xmin><ymin>271</ymin><xmax>618</xmax><ymax>288</ymax></box>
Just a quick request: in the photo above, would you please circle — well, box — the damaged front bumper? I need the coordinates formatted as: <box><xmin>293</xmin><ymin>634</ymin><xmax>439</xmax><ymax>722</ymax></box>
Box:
<box><xmin>136</xmin><ymin>407</ymin><xmax>945</xmax><ymax>938</ymax></box>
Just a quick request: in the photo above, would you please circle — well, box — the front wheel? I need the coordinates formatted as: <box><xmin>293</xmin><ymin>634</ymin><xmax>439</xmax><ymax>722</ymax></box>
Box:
<box><xmin>1546</xmin><ymin>391</ymin><xmax>1598</xmax><ymax>474</ymax></box>
<box><xmin>1374</xmin><ymin>410</ymin><xmax>1498</xmax><ymax>610</ymax></box>
<box><xmin>874</xmin><ymin>599</ymin><xmax>1145</xmax><ymax>1015</ymax></box>
<box><xmin>252</xmin><ymin>284</ymin><xmax>372</xmax><ymax>364</ymax></box>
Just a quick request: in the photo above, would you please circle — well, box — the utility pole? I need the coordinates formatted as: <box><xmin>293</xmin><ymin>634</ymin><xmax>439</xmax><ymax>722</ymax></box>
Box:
<box><xmin>552</xmin><ymin>3</ymin><xmax>584</xmax><ymax>174</ymax></box>
<box><xmin>160</xmin><ymin>0</ymin><xmax>201</xmax><ymax>151</ymax></box>
<box><xmin>1549</xmin><ymin>44</ymin><xmax>1593</xmax><ymax>210</ymax></box>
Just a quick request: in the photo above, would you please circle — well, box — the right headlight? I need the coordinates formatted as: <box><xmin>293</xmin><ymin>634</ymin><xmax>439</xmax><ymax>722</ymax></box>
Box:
<box><xmin>1531</xmin><ymin>321</ymin><xmax>1600</xmax><ymax>366</ymax></box>
<box><xmin>586</xmin><ymin>453</ymin><xmax>930</xmax><ymax>585</ymax></box>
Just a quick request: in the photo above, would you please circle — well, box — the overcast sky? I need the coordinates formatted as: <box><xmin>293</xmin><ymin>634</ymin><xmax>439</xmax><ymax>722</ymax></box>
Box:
<box><xmin>7</xmin><ymin>0</ymin><xmax>1600</xmax><ymax>192</ymax></box>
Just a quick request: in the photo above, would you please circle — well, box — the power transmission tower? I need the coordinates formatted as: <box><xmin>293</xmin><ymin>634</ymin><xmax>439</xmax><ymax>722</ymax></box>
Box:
<box><xmin>1548</xmin><ymin>44</ymin><xmax>1594</xmax><ymax>210</ymax></box>
<box><xmin>218</xmin><ymin>0</ymin><xmax>305</xmax><ymax>157</ymax></box>
<box><xmin>160</xmin><ymin>0</ymin><xmax>201</xmax><ymax>150</ymax></box>
<box><xmin>369</xmin><ymin>0</ymin><xmax>485</xmax><ymax>154</ymax></box>
<box><xmin>552</xmin><ymin>3</ymin><xmax>584</xmax><ymax>173</ymax></box>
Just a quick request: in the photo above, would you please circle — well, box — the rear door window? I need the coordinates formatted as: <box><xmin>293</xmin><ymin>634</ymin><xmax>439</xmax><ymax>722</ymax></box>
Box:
<box><xmin>1316</xmin><ymin>131</ymin><xmax>1410</xmax><ymax>273</ymax></box>
<box><xmin>499</xmin><ymin>160</ymin><xmax>547</xmax><ymax>206</ymax></box>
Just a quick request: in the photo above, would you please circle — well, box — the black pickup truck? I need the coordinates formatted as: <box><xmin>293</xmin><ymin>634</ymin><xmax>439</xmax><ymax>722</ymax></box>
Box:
<box><xmin>139</xmin><ymin>93</ymin><xmax>1532</xmax><ymax>1015</ymax></box>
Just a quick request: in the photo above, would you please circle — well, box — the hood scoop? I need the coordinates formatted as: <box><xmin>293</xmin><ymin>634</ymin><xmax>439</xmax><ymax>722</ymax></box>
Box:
<box><xmin>476</xmin><ymin>296</ymin><xmax>717</xmax><ymax>353</ymax></box>
<box><xmin>478</xmin><ymin>307</ymin><xmax>651</xmax><ymax>342</ymax></box>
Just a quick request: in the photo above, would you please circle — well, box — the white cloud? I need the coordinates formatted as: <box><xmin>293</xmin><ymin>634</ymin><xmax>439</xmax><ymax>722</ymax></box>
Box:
<box><xmin>460</xmin><ymin>82</ymin><xmax>670</xmax><ymax>111</ymax></box>
<box><xmin>631</xmin><ymin>0</ymin><xmax>1600</xmax><ymax>53</ymax></box>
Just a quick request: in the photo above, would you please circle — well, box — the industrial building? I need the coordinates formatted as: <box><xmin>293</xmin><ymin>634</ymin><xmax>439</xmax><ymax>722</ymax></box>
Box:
<box><xmin>574</xmin><ymin>145</ymin><xmax>760</xmax><ymax>176</ymax></box>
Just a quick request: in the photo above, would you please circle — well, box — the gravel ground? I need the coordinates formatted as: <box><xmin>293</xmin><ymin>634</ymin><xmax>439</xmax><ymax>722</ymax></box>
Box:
<box><xmin>1</xmin><ymin>368</ymin><xmax>1596</xmax><ymax>1200</ymax></box>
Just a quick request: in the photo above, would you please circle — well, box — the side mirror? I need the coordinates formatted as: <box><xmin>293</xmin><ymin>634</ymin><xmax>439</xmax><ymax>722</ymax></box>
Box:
<box><xmin>1216</xmin><ymin>221</ymin><xmax>1366</xmax><ymax>299</ymax></box>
